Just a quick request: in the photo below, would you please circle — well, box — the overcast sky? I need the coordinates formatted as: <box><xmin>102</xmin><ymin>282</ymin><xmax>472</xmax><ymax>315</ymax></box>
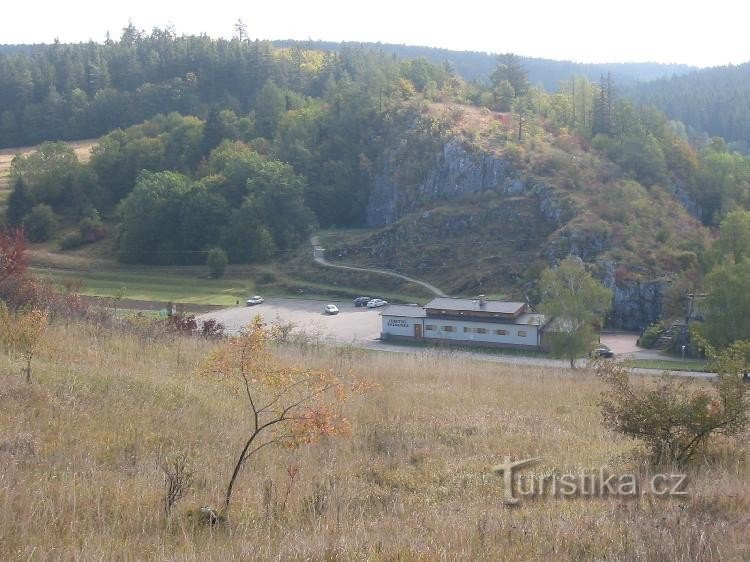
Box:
<box><xmin>2</xmin><ymin>0</ymin><xmax>749</xmax><ymax>68</ymax></box>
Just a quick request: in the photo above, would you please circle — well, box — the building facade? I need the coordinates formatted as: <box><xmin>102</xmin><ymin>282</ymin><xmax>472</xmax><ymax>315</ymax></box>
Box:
<box><xmin>380</xmin><ymin>297</ymin><xmax>549</xmax><ymax>350</ymax></box>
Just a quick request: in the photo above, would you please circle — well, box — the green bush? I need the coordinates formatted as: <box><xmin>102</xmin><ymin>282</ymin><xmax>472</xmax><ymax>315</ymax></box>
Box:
<box><xmin>59</xmin><ymin>232</ymin><xmax>85</xmax><ymax>250</ymax></box>
<box><xmin>206</xmin><ymin>247</ymin><xmax>228</xmax><ymax>278</ymax></box>
<box><xmin>23</xmin><ymin>204</ymin><xmax>57</xmax><ymax>242</ymax></box>
<box><xmin>597</xmin><ymin>360</ymin><xmax>749</xmax><ymax>465</ymax></box>
<box><xmin>638</xmin><ymin>323</ymin><xmax>664</xmax><ymax>348</ymax></box>
<box><xmin>78</xmin><ymin>209</ymin><xmax>106</xmax><ymax>243</ymax></box>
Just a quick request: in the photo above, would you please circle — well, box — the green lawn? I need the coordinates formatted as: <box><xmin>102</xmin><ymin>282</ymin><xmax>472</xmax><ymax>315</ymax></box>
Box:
<box><xmin>622</xmin><ymin>358</ymin><xmax>712</xmax><ymax>373</ymax></box>
<box><xmin>30</xmin><ymin>262</ymin><xmax>429</xmax><ymax>307</ymax></box>
<box><xmin>31</xmin><ymin>267</ymin><xmax>255</xmax><ymax>306</ymax></box>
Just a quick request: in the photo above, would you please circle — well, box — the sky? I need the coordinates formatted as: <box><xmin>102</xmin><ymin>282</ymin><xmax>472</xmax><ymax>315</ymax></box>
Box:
<box><xmin>2</xmin><ymin>0</ymin><xmax>749</xmax><ymax>68</ymax></box>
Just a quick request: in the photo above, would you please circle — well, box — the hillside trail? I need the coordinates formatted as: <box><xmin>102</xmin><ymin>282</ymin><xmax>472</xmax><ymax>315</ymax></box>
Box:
<box><xmin>310</xmin><ymin>235</ymin><xmax>448</xmax><ymax>298</ymax></box>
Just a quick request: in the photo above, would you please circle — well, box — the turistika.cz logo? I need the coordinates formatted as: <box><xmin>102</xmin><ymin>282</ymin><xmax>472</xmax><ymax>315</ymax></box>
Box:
<box><xmin>492</xmin><ymin>457</ymin><xmax>688</xmax><ymax>506</ymax></box>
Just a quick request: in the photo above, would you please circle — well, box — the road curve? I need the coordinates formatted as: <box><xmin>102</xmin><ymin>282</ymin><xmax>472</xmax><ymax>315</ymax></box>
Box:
<box><xmin>310</xmin><ymin>235</ymin><xmax>448</xmax><ymax>298</ymax></box>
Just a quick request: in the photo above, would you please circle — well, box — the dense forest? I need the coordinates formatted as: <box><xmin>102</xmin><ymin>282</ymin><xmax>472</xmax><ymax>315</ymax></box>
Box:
<box><xmin>273</xmin><ymin>40</ymin><xmax>696</xmax><ymax>89</ymax></box>
<box><xmin>2</xmin><ymin>27</ymin><xmax>750</xmax><ymax>285</ymax></box>
<box><xmin>630</xmin><ymin>62</ymin><xmax>750</xmax><ymax>146</ymax></box>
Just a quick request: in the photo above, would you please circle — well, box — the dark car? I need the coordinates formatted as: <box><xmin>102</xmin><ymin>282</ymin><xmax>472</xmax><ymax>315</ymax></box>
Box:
<box><xmin>353</xmin><ymin>296</ymin><xmax>371</xmax><ymax>307</ymax></box>
<box><xmin>592</xmin><ymin>347</ymin><xmax>614</xmax><ymax>358</ymax></box>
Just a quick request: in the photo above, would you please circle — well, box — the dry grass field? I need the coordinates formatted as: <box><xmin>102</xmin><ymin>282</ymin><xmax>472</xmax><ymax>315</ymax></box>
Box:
<box><xmin>1</xmin><ymin>320</ymin><xmax>748</xmax><ymax>560</ymax></box>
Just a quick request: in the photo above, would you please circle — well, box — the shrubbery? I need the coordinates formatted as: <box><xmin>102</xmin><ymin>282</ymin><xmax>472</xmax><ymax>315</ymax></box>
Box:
<box><xmin>597</xmin><ymin>359</ymin><xmax>749</xmax><ymax>465</ymax></box>
<box><xmin>206</xmin><ymin>248</ymin><xmax>228</xmax><ymax>278</ymax></box>
<box><xmin>23</xmin><ymin>204</ymin><xmax>57</xmax><ymax>242</ymax></box>
<box><xmin>638</xmin><ymin>323</ymin><xmax>664</xmax><ymax>348</ymax></box>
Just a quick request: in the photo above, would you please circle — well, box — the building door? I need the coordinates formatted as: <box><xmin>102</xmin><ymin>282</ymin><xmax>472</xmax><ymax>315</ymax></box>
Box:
<box><xmin>414</xmin><ymin>323</ymin><xmax>422</xmax><ymax>339</ymax></box>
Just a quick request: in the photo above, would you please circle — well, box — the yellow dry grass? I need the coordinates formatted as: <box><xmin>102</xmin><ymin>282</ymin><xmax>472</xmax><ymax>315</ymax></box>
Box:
<box><xmin>0</xmin><ymin>321</ymin><xmax>748</xmax><ymax>560</ymax></box>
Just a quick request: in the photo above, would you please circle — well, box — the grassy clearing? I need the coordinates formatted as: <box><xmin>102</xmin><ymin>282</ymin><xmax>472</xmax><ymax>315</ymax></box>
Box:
<box><xmin>30</xmin><ymin>260</ymin><xmax>429</xmax><ymax>308</ymax></box>
<box><xmin>28</xmin><ymin>238</ymin><xmax>434</xmax><ymax>307</ymax></box>
<box><xmin>622</xmin><ymin>358</ymin><xmax>712</xmax><ymax>373</ymax></box>
<box><xmin>31</xmin><ymin>266</ymin><xmax>255</xmax><ymax>306</ymax></box>
<box><xmin>0</xmin><ymin>321</ymin><xmax>748</xmax><ymax>560</ymax></box>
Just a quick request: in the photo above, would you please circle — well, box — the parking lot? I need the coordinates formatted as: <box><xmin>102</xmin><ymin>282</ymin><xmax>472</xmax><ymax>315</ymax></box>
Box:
<box><xmin>196</xmin><ymin>302</ymin><xmax>712</xmax><ymax>375</ymax></box>
<box><xmin>198</xmin><ymin>297</ymin><xmax>383</xmax><ymax>343</ymax></box>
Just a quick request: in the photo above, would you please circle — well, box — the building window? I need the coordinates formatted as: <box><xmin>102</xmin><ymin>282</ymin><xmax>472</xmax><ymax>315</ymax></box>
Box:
<box><xmin>494</xmin><ymin>329</ymin><xmax>508</xmax><ymax>336</ymax></box>
<box><xmin>518</xmin><ymin>330</ymin><xmax>528</xmax><ymax>337</ymax></box>
<box><xmin>443</xmin><ymin>326</ymin><xmax>456</xmax><ymax>332</ymax></box>
<box><xmin>463</xmin><ymin>327</ymin><xmax>471</xmax><ymax>333</ymax></box>
<box><xmin>476</xmin><ymin>328</ymin><xmax>488</xmax><ymax>334</ymax></box>
<box><xmin>425</xmin><ymin>325</ymin><xmax>436</xmax><ymax>331</ymax></box>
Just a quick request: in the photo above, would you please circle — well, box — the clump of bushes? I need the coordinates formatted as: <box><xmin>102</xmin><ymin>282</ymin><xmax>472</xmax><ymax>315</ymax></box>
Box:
<box><xmin>23</xmin><ymin>204</ymin><xmax>57</xmax><ymax>242</ymax></box>
<box><xmin>60</xmin><ymin>209</ymin><xmax>107</xmax><ymax>250</ymax></box>
<box><xmin>206</xmin><ymin>247</ymin><xmax>228</xmax><ymax>278</ymax></box>
<box><xmin>597</xmin><ymin>359</ymin><xmax>749</xmax><ymax>465</ymax></box>
<box><xmin>638</xmin><ymin>323</ymin><xmax>664</xmax><ymax>348</ymax></box>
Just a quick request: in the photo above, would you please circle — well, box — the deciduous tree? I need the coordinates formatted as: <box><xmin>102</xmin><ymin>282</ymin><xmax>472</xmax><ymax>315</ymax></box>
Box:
<box><xmin>200</xmin><ymin>316</ymin><xmax>367</xmax><ymax>515</ymax></box>
<box><xmin>0</xmin><ymin>227</ymin><xmax>27</xmax><ymax>284</ymax></box>
<box><xmin>702</xmin><ymin>259</ymin><xmax>750</xmax><ymax>346</ymax></box>
<box><xmin>0</xmin><ymin>304</ymin><xmax>48</xmax><ymax>383</ymax></box>
<box><xmin>538</xmin><ymin>257</ymin><xmax>612</xmax><ymax>368</ymax></box>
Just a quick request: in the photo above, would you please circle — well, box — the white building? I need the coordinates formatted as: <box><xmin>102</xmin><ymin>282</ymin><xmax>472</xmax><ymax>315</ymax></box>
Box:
<box><xmin>380</xmin><ymin>296</ymin><xmax>549</xmax><ymax>350</ymax></box>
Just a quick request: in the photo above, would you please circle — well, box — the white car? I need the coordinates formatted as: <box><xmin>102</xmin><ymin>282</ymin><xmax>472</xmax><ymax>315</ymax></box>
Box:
<box><xmin>366</xmin><ymin>298</ymin><xmax>388</xmax><ymax>308</ymax></box>
<box><xmin>245</xmin><ymin>295</ymin><xmax>264</xmax><ymax>306</ymax></box>
<box><xmin>324</xmin><ymin>304</ymin><xmax>339</xmax><ymax>315</ymax></box>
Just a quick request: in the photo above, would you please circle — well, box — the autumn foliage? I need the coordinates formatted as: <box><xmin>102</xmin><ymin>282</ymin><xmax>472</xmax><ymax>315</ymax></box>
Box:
<box><xmin>0</xmin><ymin>227</ymin><xmax>27</xmax><ymax>284</ymax></box>
<box><xmin>0</xmin><ymin>303</ymin><xmax>48</xmax><ymax>383</ymax></box>
<box><xmin>201</xmin><ymin>316</ymin><xmax>368</xmax><ymax>514</ymax></box>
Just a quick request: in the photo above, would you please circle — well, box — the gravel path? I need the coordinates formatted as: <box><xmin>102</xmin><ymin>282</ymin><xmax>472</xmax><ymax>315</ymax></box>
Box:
<box><xmin>310</xmin><ymin>235</ymin><xmax>448</xmax><ymax>297</ymax></box>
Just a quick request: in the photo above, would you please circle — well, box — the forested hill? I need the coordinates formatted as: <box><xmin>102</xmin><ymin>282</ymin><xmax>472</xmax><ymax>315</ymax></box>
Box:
<box><xmin>630</xmin><ymin>62</ymin><xmax>750</xmax><ymax>145</ymax></box>
<box><xmin>0</xmin><ymin>45</ymin><xmax>49</xmax><ymax>55</ymax></box>
<box><xmin>272</xmin><ymin>40</ymin><xmax>696</xmax><ymax>89</ymax></box>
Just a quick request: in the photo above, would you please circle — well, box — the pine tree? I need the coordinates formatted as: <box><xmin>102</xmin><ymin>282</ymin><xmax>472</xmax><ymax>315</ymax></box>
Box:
<box><xmin>6</xmin><ymin>178</ymin><xmax>34</xmax><ymax>226</ymax></box>
<box><xmin>490</xmin><ymin>53</ymin><xmax>529</xmax><ymax>99</ymax></box>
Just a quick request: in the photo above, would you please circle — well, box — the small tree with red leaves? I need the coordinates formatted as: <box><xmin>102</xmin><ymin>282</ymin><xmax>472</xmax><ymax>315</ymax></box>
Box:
<box><xmin>201</xmin><ymin>316</ymin><xmax>368</xmax><ymax>516</ymax></box>
<box><xmin>0</xmin><ymin>227</ymin><xmax>27</xmax><ymax>284</ymax></box>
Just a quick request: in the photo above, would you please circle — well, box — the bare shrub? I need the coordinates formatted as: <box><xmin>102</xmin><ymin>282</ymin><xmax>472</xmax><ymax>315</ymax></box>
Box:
<box><xmin>161</xmin><ymin>450</ymin><xmax>194</xmax><ymax>518</ymax></box>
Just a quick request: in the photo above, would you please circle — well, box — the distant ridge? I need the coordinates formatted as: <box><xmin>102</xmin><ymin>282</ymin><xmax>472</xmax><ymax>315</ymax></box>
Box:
<box><xmin>271</xmin><ymin>39</ymin><xmax>697</xmax><ymax>89</ymax></box>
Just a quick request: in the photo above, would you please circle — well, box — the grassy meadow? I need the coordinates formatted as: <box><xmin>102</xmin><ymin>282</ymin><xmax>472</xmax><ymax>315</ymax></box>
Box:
<box><xmin>1</xmin><ymin>320</ymin><xmax>748</xmax><ymax>560</ymax></box>
<box><xmin>27</xmin><ymin>240</ymin><xmax>434</xmax><ymax>308</ymax></box>
<box><xmin>30</xmin><ymin>266</ymin><xmax>257</xmax><ymax>307</ymax></box>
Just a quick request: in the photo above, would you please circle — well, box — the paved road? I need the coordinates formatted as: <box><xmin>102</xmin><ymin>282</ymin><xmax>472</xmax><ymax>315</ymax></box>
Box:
<box><xmin>198</xmin><ymin>298</ymin><xmax>714</xmax><ymax>379</ymax></box>
<box><xmin>310</xmin><ymin>235</ymin><xmax>448</xmax><ymax>297</ymax></box>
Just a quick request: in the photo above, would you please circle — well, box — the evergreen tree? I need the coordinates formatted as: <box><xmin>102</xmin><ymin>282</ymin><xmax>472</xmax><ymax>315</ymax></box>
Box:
<box><xmin>490</xmin><ymin>53</ymin><xmax>529</xmax><ymax>98</ymax></box>
<box><xmin>254</xmin><ymin>80</ymin><xmax>286</xmax><ymax>139</ymax></box>
<box><xmin>6</xmin><ymin>178</ymin><xmax>34</xmax><ymax>226</ymax></box>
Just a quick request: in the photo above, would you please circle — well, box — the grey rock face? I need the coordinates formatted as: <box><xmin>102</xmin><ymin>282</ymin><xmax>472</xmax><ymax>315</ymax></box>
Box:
<box><xmin>366</xmin><ymin>140</ymin><xmax>524</xmax><ymax>227</ymax></box>
<box><xmin>364</xmin><ymin>136</ymin><xmax>669</xmax><ymax>331</ymax></box>
<box><xmin>608</xmin><ymin>280</ymin><xmax>666</xmax><ymax>331</ymax></box>
<box><xmin>599</xmin><ymin>261</ymin><xmax>666</xmax><ymax>331</ymax></box>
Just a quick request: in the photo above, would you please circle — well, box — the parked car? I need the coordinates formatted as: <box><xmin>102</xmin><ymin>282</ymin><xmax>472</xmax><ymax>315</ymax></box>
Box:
<box><xmin>324</xmin><ymin>304</ymin><xmax>339</xmax><ymax>315</ymax></box>
<box><xmin>246</xmin><ymin>295</ymin><xmax>264</xmax><ymax>306</ymax></box>
<box><xmin>592</xmin><ymin>346</ymin><xmax>614</xmax><ymax>358</ymax></box>
<box><xmin>353</xmin><ymin>296</ymin><xmax>371</xmax><ymax>307</ymax></box>
<box><xmin>366</xmin><ymin>298</ymin><xmax>388</xmax><ymax>308</ymax></box>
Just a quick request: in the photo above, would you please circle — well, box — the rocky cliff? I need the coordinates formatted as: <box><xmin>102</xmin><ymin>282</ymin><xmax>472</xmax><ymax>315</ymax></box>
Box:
<box><xmin>366</xmin><ymin>139</ymin><xmax>525</xmax><ymax>227</ymax></box>
<box><xmin>342</xmin><ymin>105</ymin><xmax>706</xmax><ymax>330</ymax></box>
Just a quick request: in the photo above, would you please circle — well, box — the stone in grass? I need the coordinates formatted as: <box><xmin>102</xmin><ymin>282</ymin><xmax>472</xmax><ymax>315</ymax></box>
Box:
<box><xmin>188</xmin><ymin>506</ymin><xmax>225</xmax><ymax>526</ymax></box>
